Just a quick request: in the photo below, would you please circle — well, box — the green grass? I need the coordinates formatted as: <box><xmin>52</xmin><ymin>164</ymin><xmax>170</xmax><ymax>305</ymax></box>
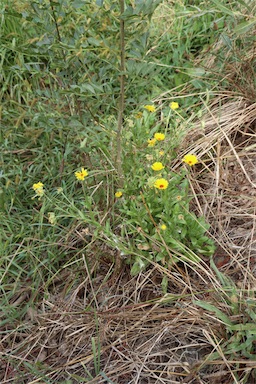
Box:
<box><xmin>1</xmin><ymin>0</ymin><xmax>256</xmax><ymax>382</ymax></box>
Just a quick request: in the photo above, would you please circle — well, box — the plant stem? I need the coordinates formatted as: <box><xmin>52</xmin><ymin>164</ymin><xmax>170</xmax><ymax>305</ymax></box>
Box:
<box><xmin>116</xmin><ymin>0</ymin><xmax>125</xmax><ymax>187</ymax></box>
<box><xmin>49</xmin><ymin>0</ymin><xmax>66</xmax><ymax>61</ymax></box>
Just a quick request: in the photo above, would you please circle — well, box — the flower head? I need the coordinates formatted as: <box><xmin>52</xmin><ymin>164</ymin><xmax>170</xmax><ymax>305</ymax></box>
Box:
<box><xmin>160</xmin><ymin>224</ymin><xmax>167</xmax><ymax>231</ymax></box>
<box><xmin>159</xmin><ymin>150</ymin><xmax>165</xmax><ymax>156</ymax></box>
<box><xmin>75</xmin><ymin>167</ymin><xmax>88</xmax><ymax>181</ymax></box>
<box><xmin>182</xmin><ymin>154</ymin><xmax>198</xmax><ymax>166</ymax></box>
<box><xmin>170</xmin><ymin>101</ymin><xmax>179</xmax><ymax>110</ymax></box>
<box><xmin>154</xmin><ymin>178</ymin><xmax>169</xmax><ymax>190</ymax></box>
<box><xmin>135</xmin><ymin>111</ymin><xmax>143</xmax><ymax>119</ymax></box>
<box><xmin>115</xmin><ymin>191</ymin><xmax>123</xmax><ymax>198</ymax></box>
<box><xmin>147</xmin><ymin>138</ymin><xmax>157</xmax><ymax>147</ymax></box>
<box><xmin>154</xmin><ymin>132</ymin><xmax>165</xmax><ymax>141</ymax></box>
<box><xmin>144</xmin><ymin>105</ymin><xmax>156</xmax><ymax>113</ymax></box>
<box><xmin>32</xmin><ymin>182</ymin><xmax>44</xmax><ymax>191</ymax></box>
<box><xmin>151</xmin><ymin>162</ymin><xmax>164</xmax><ymax>171</ymax></box>
<box><xmin>32</xmin><ymin>182</ymin><xmax>45</xmax><ymax>198</ymax></box>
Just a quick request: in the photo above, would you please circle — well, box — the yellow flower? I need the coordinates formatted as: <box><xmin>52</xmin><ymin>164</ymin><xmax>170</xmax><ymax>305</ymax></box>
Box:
<box><xmin>144</xmin><ymin>104</ymin><xmax>156</xmax><ymax>113</ymax></box>
<box><xmin>154</xmin><ymin>132</ymin><xmax>165</xmax><ymax>141</ymax></box>
<box><xmin>151</xmin><ymin>162</ymin><xmax>164</xmax><ymax>171</ymax></box>
<box><xmin>115</xmin><ymin>191</ymin><xmax>123</xmax><ymax>198</ymax></box>
<box><xmin>135</xmin><ymin>111</ymin><xmax>143</xmax><ymax>119</ymax></box>
<box><xmin>170</xmin><ymin>101</ymin><xmax>179</xmax><ymax>110</ymax></box>
<box><xmin>32</xmin><ymin>182</ymin><xmax>45</xmax><ymax>198</ymax></box>
<box><xmin>147</xmin><ymin>138</ymin><xmax>157</xmax><ymax>147</ymax></box>
<box><xmin>154</xmin><ymin>178</ymin><xmax>169</xmax><ymax>190</ymax></box>
<box><xmin>159</xmin><ymin>150</ymin><xmax>164</xmax><ymax>156</ymax></box>
<box><xmin>160</xmin><ymin>224</ymin><xmax>167</xmax><ymax>231</ymax></box>
<box><xmin>182</xmin><ymin>154</ymin><xmax>198</xmax><ymax>166</ymax></box>
<box><xmin>32</xmin><ymin>182</ymin><xmax>44</xmax><ymax>191</ymax></box>
<box><xmin>75</xmin><ymin>167</ymin><xmax>88</xmax><ymax>181</ymax></box>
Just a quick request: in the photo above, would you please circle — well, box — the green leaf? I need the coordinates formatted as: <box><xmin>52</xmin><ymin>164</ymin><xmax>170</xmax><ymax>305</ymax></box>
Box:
<box><xmin>235</xmin><ymin>0</ymin><xmax>253</xmax><ymax>11</ymax></box>
<box><xmin>161</xmin><ymin>275</ymin><xmax>168</xmax><ymax>294</ymax></box>
<box><xmin>211</xmin><ymin>0</ymin><xmax>239</xmax><ymax>16</ymax></box>
<box><xmin>229</xmin><ymin>323</ymin><xmax>256</xmax><ymax>332</ymax></box>
<box><xmin>87</xmin><ymin>37</ymin><xmax>101</xmax><ymax>46</ymax></box>
<box><xmin>234</xmin><ymin>18</ymin><xmax>256</xmax><ymax>35</ymax></box>
<box><xmin>72</xmin><ymin>0</ymin><xmax>89</xmax><ymax>8</ymax></box>
<box><xmin>130</xmin><ymin>257</ymin><xmax>146</xmax><ymax>275</ymax></box>
<box><xmin>195</xmin><ymin>300</ymin><xmax>233</xmax><ymax>327</ymax></box>
<box><xmin>100</xmin><ymin>372</ymin><xmax>116</xmax><ymax>384</ymax></box>
<box><xmin>210</xmin><ymin>257</ymin><xmax>236</xmax><ymax>290</ymax></box>
<box><xmin>185</xmin><ymin>67</ymin><xmax>206</xmax><ymax>77</ymax></box>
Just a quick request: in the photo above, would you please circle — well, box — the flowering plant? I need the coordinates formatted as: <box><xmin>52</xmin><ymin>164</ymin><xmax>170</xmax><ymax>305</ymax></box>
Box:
<box><xmin>30</xmin><ymin>102</ymin><xmax>215</xmax><ymax>279</ymax></box>
<box><xmin>115</xmin><ymin>103</ymin><xmax>215</xmax><ymax>275</ymax></box>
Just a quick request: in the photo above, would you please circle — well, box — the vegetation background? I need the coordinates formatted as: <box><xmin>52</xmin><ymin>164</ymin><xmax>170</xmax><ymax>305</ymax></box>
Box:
<box><xmin>1</xmin><ymin>0</ymin><xmax>256</xmax><ymax>383</ymax></box>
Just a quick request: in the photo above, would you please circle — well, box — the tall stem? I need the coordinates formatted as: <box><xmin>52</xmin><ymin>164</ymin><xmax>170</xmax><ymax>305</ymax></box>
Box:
<box><xmin>49</xmin><ymin>0</ymin><xmax>66</xmax><ymax>61</ymax></box>
<box><xmin>116</xmin><ymin>0</ymin><xmax>125</xmax><ymax>187</ymax></box>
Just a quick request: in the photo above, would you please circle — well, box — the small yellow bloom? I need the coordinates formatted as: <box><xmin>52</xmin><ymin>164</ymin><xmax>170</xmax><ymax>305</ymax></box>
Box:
<box><xmin>159</xmin><ymin>150</ymin><xmax>165</xmax><ymax>156</ymax></box>
<box><xmin>176</xmin><ymin>195</ymin><xmax>182</xmax><ymax>201</ymax></box>
<box><xmin>135</xmin><ymin>111</ymin><xmax>143</xmax><ymax>119</ymax></box>
<box><xmin>75</xmin><ymin>167</ymin><xmax>88</xmax><ymax>181</ymax></box>
<box><xmin>170</xmin><ymin>101</ymin><xmax>179</xmax><ymax>110</ymax></box>
<box><xmin>154</xmin><ymin>132</ymin><xmax>165</xmax><ymax>141</ymax></box>
<box><xmin>32</xmin><ymin>182</ymin><xmax>45</xmax><ymax>198</ymax></box>
<box><xmin>160</xmin><ymin>224</ymin><xmax>167</xmax><ymax>231</ymax></box>
<box><xmin>144</xmin><ymin>105</ymin><xmax>156</xmax><ymax>113</ymax></box>
<box><xmin>182</xmin><ymin>154</ymin><xmax>198</xmax><ymax>166</ymax></box>
<box><xmin>115</xmin><ymin>191</ymin><xmax>123</xmax><ymax>198</ymax></box>
<box><xmin>151</xmin><ymin>162</ymin><xmax>164</xmax><ymax>171</ymax></box>
<box><xmin>154</xmin><ymin>178</ymin><xmax>169</xmax><ymax>190</ymax></box>
<box><xmin>147</xmin><ymin>138</ymin><xmax>157</xmax><ymax>147</ymax></box>
<box><xmin>32</xmin><ymin>182</ymin><xmax>44</xmax><ymax>191</ymax></box>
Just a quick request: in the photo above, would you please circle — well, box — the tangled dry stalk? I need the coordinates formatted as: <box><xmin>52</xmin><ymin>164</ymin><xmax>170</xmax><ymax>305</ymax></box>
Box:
<box><xmin>0</xmin><ymin>263</ymin><xmax>233</xmax><ymax>383</ymax></box>
<box><xmin>181</xmin><ymin>96</ymin><xmax>256</xmax><ymax>281</ymax></box>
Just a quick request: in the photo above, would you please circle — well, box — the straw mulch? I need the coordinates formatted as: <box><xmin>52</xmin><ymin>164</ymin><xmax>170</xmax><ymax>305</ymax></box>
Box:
<box><xmin>181</xmin><ymin>95</ymin><xmax>256</xmax><ymax>282</ymax></box>
<box><xmin>0</xmin><ymin>262</ymin><xmax>242</xmax><ymax>384</ymax></box>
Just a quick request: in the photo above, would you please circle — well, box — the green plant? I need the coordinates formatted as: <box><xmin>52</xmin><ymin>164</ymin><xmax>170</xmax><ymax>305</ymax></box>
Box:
<box><xmin>195</xmin><ymin>257</ymin><xmax>256</xmax><ymax>373</ymax></box>
<box><xmin>113</xmin><ymin>103</ymin><xmax>215</xmax><ymax>275</ymax></box>
<box><xmin>33</xmin><ymin>102</ymin><xmax>215</xmax><ymax>280</ymax></box>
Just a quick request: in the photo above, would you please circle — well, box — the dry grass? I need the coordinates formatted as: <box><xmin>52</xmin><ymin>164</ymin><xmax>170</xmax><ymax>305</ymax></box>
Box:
<box><xmin>181</xmin><ymin>96</ymin><xmax>256</xmax><ymax>282</ymax></box>
<box><xmin>0</xmin><ymin>262</ymin><xmax>235</xmax><ymax>383</ymax></box>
